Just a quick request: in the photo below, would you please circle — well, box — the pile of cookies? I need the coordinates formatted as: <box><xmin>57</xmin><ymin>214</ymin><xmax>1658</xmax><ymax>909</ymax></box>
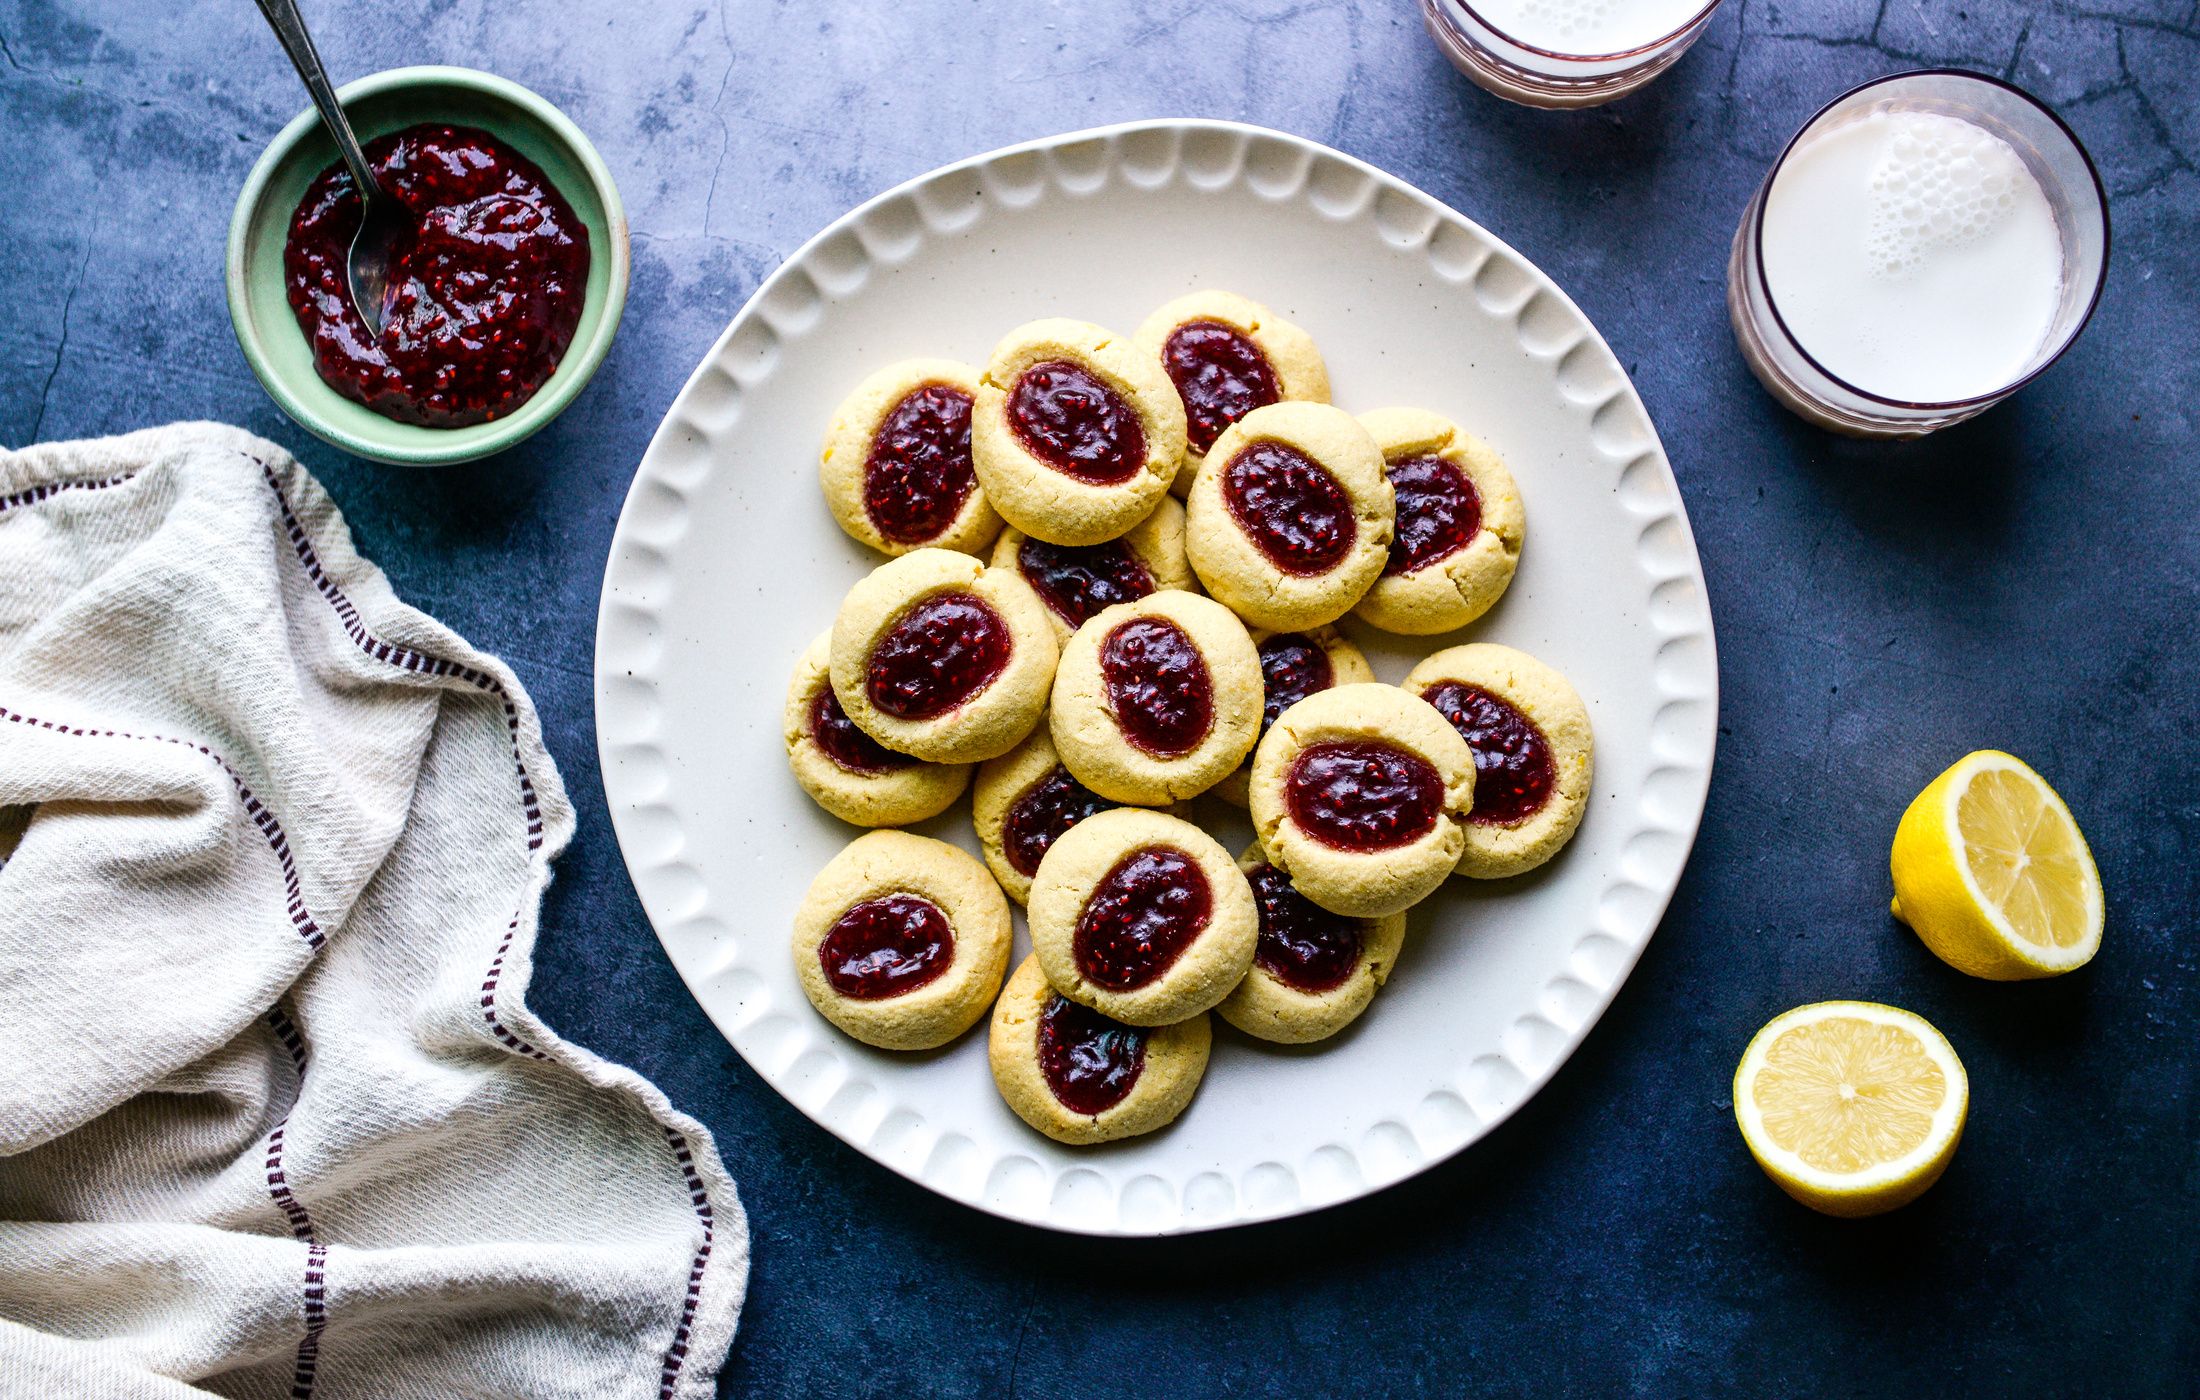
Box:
<box><xmin>786</xmin><ymin>291</ymin><xmax>1594</xmax><ymax>1146</ymax></box>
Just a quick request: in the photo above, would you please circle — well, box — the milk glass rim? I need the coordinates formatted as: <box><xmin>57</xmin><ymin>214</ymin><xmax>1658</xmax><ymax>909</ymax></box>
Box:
<box><xmin>1750</xmin><ymin>68</ymin><xmax>2112</xmax><ymax>414</ymax></box>
<box><xmin>1447</xmin><ymin>0</ymin><xmax>1725</xmax><ymax>63</ymax></box>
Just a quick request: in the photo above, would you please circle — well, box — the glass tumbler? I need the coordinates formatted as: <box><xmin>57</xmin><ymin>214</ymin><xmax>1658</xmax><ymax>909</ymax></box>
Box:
<box><xmin>1419</xmin><ymin>0</ymin><xmax>1725</xmax><ymax>109</ymax></box>
<box><xmin>1728</xmin><ymin>70</ymin><xmax>2110</xmax><ymax>439</ymax></box>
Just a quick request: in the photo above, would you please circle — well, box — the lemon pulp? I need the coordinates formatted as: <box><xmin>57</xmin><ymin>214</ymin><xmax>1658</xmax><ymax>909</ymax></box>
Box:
<box><xmin>1752</xmin><ymin>1015</ymin><xmax>1946</xmax><ymax>1174</ymax></box>
<box><xmin>1957</xmin><ymin>766</ymin><xmax>2095</xmax><ymax>950</ymax></box>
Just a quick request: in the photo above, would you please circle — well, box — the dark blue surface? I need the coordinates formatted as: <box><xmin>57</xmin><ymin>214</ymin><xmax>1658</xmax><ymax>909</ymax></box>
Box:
<box><xmin>5</xmin><ymin>1</ymin><xmax>2197</xmax><ymax>1395</ymax></box>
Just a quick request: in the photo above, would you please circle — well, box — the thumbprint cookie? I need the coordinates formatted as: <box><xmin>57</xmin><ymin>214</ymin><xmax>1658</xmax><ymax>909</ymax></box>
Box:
<box><xmin>784</xmin><ymin>632</ymin><xmax>969</xmax><ymax>826</ymax></box>
<box><xmin>792</xmin><ymin>831</ymin><xmax>1013</xmax><ymax>1051</ymax></box>
<box><xmin>989</xmin><ymin>955</ymin><xmax>1211</xmax><ymax>1145</ymax></box>
<box><xmin>1213</xmin><ymin>624</ymin><xmax>1375</xmax><ymax>807</ymax></box>
<box><xmin>1185</xmin><ymin>402</ymin><xmax>1394</xmax><ymax>632</ymax></box>
<box><xmin>1216</xmin><ymin>841</ymin><xmax>1408</xmax><ymax>1045</ymax></box>
<box><xmin>1027</xmin><ymin>808</ymin><xmax>1257</xmax><ymax>1026</ymax></box>
<box><xmin>988</xmin><ymin>496</ymin><xmax>1194</xmax><ymax>644</ymax></box>
<box><xmin>818</xmin><ymin>358</ymin><xmax>1002</xmax><ymax>558</ymax></box>
<box><xmin>829</xmin><ymin>548</ymin><xmax>1057</xmax><ymax>765</ymax></box>
<box><xmin>1133</xmin><ymin>290</ymin><xmax>1330</xmax><ymax>497</ymax></box>
<box><xmin>1352</xmin><ymin>408</ymin><xmax>1524</xmax><ymax>636</ymax></box>
<box><xmin>1249</xmin><ymin>683</ymin><xmax>1475</xmax><ymax>919</ymax></box>
<box><xmin>972</xmin><ymin>728</ymin><xmax>1121</xmax><ymax>906</ymax></box>
<box><xmin>972</xmin><ymin>318</ymin><xmax>1186</xmax><ymax>546</ymax></box>
<box><xmin>1048</xmin><ymin>591</ymin><xmax>1262</xmax><ymax>805</ymax></box>
<box><xmin>1403</xmin><ymin>644</ymin><xmax>1593</xmax><ymax>879</ymax></box>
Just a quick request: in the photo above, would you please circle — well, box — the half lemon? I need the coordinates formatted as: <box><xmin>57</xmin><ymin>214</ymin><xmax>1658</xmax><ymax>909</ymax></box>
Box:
<box><xmin>1734</xmin><ymin>1001</ymin><xmax>1967</xmax><ymax>1218</ymax></box>
<box><xmin>1891</xmin><ymin>750</ymin><xmax>2104</xmax><ymax>980</ymax></box>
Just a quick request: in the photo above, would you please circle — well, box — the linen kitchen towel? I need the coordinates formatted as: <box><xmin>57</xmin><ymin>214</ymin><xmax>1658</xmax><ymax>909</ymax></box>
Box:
<box><xmin>0</xmin><ymin>423</ymin><xmax>745</xmax><ymax>1399</ymax></box>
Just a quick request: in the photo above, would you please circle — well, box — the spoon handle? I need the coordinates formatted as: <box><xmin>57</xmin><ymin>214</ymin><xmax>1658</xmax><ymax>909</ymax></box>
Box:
<box><xmin>251</xmin><ymin>0</ymin><xmax>380</xmax><ymax>204</ymax></box>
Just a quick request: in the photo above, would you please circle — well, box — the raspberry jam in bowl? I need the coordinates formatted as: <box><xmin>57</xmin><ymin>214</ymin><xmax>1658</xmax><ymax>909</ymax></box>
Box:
<box><xmin>284</xmin><ymin>123</ymin><xmax>588</xmax><ymax>429</ymax></box>
<box><xmin>228</xmin><ymin>67</ymin><xmax>628</xmax><ymax>466</ymax></box>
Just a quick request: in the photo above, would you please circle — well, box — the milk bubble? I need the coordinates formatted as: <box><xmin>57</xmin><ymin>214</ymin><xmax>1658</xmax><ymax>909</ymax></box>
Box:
<box><xmin>1863</xmin><ymin>113</ymin><xmax>2028</xmax><ymax>280</ymax></box>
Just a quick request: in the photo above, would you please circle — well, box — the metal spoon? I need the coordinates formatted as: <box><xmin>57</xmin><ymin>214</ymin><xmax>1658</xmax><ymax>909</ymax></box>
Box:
<box><xmin>252</xmin><ymin>0</ymin><xmax>403</xmax><ymax>335</ymax></box>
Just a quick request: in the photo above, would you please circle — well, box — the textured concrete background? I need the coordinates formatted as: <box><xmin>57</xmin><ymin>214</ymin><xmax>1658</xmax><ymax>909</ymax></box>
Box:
<box><xmin>4</xmin><ymin>0</ymin><xmax>2197</xmax><ymax>1395</ymax></box>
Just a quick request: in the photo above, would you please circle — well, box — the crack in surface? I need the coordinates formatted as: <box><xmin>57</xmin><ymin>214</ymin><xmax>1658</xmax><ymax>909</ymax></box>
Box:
<box><xmin>2116</xmin><ymin>24</ymin><xmax>2200</xmax><ymax>187</ymax></box>
<box><xmin>700</xmin><ymin>0</ymin><xmax>735</xmax><ymax>239</ymax></box>
<box><xmin>2064</xmin><ymin>7</ymin><xmax>2200</xmax><ymax>38</ymax></box>
<box><xmin>28</xmin><ymin>247</ymin><xmax>89</xmax><ymax>445</ymax></box>
<box><xmin>999</xmin><ymin>1279</ymin><xmax>1039</xmax><ymax>1397</ymax></box>
<box><xmin>2109</xmin><ymin>162</ymin><xmax>2193</xmax><ymax>201</ymax></box>
<box><xmin>2003</xmin><ymin>17</ymin><xmax>2034</xmax><ymax>78</ymax></box>
<box><xmin>631</xmin><ymin>228</ymin><xmax>785</xmax><ymax>267</ymax></box>
<box><xmin>1324</xmin><ymin>2</ymin><xmax>1363</xmax><ymax>144</ymax></box>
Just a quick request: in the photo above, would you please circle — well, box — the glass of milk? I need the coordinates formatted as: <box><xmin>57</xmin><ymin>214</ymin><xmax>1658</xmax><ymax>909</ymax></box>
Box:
<box><xmin>1729</xmin><ymin>70</ymin><xmax>2110</xmax><ymax>438</ymax></box>
<box><xmin>1419</xmin><ymin>0</ymin><xmax>1725</xmax><ymax>108</ymax></box>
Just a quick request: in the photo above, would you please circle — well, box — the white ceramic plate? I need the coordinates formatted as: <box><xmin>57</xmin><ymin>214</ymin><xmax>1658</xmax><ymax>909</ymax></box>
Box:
<box><xmin>596</xmin><ymin>119</ymin><xmax>1717</xmax><ymax>1236</ymax></box>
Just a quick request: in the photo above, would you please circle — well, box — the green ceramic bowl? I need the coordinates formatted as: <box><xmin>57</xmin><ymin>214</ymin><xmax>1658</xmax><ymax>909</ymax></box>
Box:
<box><xmin>226</xmin><ymin>66</ymin><xmax>629</xmax><ymax>466</ymax></box>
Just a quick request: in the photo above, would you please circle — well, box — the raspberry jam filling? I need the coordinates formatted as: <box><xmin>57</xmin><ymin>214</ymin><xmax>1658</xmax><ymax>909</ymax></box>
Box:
<box><xmin>1382</xmin><ymin>454</ymin><xmax>1482</xmax><ymax>577</ymax></box>
<box><xmin>807</xmin><ymin>684</ymin><xmax>915</xmax><ymax>776</ymax></box>
<box><xmin>865</xmin><ymin>592</ymin><xmax>1012</xmax><ymax>721</ymax></box>
<box><xmin>864</xmin><ymin>383</ymin><xmax>976</xmax><ymax>544</ymax></box>
<box><xmin>1007</xmin><ymin>360</ymin><xmax>1147</xmax><ymax>485</ymax></box>
<box><xmin>1037</xmin><ymin>995</ymin><xmax>1148</xmax><ymax>1115</ymax></box>
<box><xmin>1072</xmin><ymin>846</ymin><xmax>1214</xmax><ymax>992</ymax></box>
<box><xmin>1100</xmin><ymin>617</ymin><xmax>1213</xmax><ymax>758</ymax></box>
<box><xmin>1255</xmin><ymin>633</ymin><xmax>1335</xmax><ymax>738</ymax></box>
<box><xmin>1285</xmin><ymin>740</ymin><xmax>1445</xmax><ymax>852</ymax></box>
<box><xmin>1247</xmin><ymin>862</ymin><xmax>1362</xmax><ymax>994</ymax></box>
<box><xmin>1421</xmin><ymin>682</ymin><xmax>1556</xmax><ymax>827</ymax></box>
<box><xmin>1222</xmin><ymin>440</ymin><xmax>1357</xmax><ymax>576</ymax></box>
<box><xmin>1002</xmin><ymin>767</ymin><xmax>1113</xmax><ymax>877</ymax></box>
<box><xmin>1016</xmin><ymin>536</ymin><xmax>1156</xmax><ymax>630</ymax></box>
<box><xmin>283</xmin><ymin>123</ymin><xmax>589</xmax><ymax>428</ymax></box>
<box><xmin>818</xmin><ymin>894</ymin><xmax>954</xmax><ymax>1000</ymax></box>
<box><xmin>1161</xmin><ymin>319</ymin><xmax>1280</xmax><ymax>455</ymax></box>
